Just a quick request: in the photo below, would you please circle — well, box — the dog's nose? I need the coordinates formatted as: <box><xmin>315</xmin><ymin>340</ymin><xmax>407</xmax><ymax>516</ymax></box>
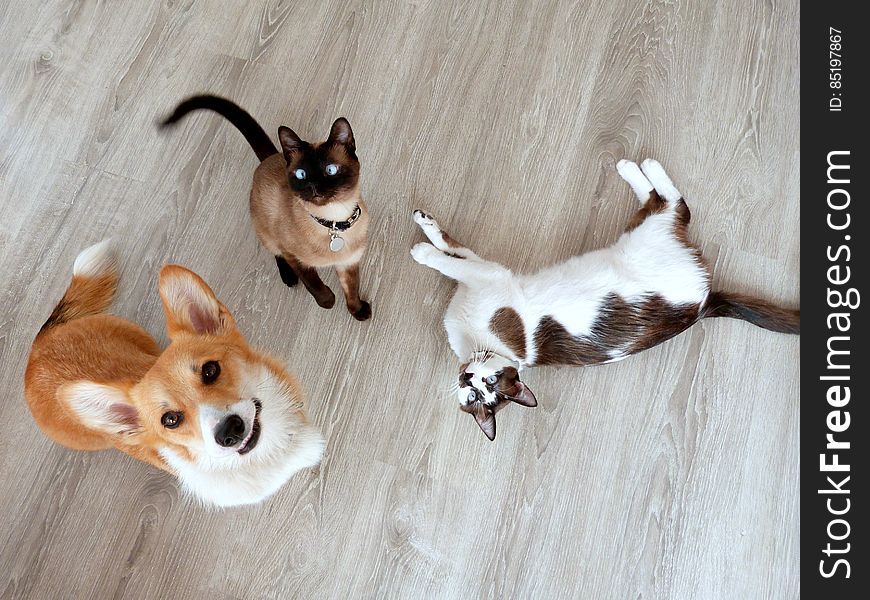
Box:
<box><xmin>214</xmin><ymin>414</ymin><xmax>246</xmax><ymax>447</ymax></box>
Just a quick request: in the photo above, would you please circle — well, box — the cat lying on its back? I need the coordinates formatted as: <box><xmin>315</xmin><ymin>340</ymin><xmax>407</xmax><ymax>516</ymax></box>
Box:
<box><xmin>410</xmin><ymin>158</ymin><xmax>799</xmax><ymax>440</ymax></box>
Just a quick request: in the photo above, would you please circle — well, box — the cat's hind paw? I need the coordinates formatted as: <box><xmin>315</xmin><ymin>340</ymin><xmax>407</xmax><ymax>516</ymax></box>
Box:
<box><xmin>617</xmin><ymin>159</ymin><xmax>653</xmax><ymax>203</ymax></box>
<box><xmin>640</xmin><ymin>159</ymin><xmax>682</xmax><ymax>203</ymax></box>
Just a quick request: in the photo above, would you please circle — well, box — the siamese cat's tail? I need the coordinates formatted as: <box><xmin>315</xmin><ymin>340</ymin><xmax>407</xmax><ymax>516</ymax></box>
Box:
<box><xmin>701</xmin><ymin>291</ymin><xmax>800</xmax><ymax>334</ymax></box>
<box><xmin>160</xmin><ymin>95</ymin><xmax>278</xmax><ymax>162</ymax></box>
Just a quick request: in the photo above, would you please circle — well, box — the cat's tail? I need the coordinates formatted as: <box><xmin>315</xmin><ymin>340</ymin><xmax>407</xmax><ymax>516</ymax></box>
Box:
<box><xmin>160</xmin><ymin>95</ymin><xmax>279</xmax><ymax>162</ymax></box>
<box><xmin>700</xmin><ymin>291</ymin><xmax>800</xmax><ymax>334</ymax></box>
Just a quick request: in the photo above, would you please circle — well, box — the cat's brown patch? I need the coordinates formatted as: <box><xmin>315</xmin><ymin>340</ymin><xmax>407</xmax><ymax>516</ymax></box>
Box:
<box><xmin>531</xmin><ymin>294</ymin><xmax>700</xmax><ymax>366</ymax></box>
<box><xmin>532</xmin><ymin>317</ymin><xmax>609</xmax><ymax>366</ymax></box>
<box><xmin>628</xmin><ymin>295</ymin><xmax>701</xmax><ymax>354</ymax></box>
<box><xmin>490</xmin><ymin>307</ymin><xmax>527</xmax><ymax>359</ymax></box>
<box><xmin>625</xmin><ymin>190</ymin><xmax>667</xmax><ymax>232</ymax></box>
<box><xmin>672</xmin><ymin>199</ymin><xmax>707</xmax><ymax>269</ymax></box>
<box><xmin>441</xmin><ymin>231</ymin><xmax>463</xmax><ymax>249</ymax></box>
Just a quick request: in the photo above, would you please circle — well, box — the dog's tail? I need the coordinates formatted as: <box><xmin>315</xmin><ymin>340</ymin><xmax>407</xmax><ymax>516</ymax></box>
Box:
<box><xmin>39</xmin><ymin>240</ymin><xmax>119</xmax><ymax>334</ymax></box>
<box><xmin>700</xmin><ymin>291</ymin><xmax>800</xmax><ymax>334</ymax></box>
<box><xmin>160</xmin><ymin>94</ymin><xmax>279</xmax><ymax>162</ymax></box>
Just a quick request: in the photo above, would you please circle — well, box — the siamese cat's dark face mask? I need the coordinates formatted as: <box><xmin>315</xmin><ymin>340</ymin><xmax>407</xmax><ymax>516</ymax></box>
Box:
<box><xmin>277</xmin><ymin>118</ymin><xmax>360</xmax><ymax>207</ymax></box>
<box><xmin>457</xmin><ymin>354</ymin><xmax>537</xmax><ymax>441</ymax></box>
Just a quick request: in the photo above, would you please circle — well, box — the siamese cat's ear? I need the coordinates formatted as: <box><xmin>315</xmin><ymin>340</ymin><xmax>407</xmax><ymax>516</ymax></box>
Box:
<box><xmin>328</xmin><ymin>117</ymin><xmax>355</xmax><ymax>151</ymax></box>
<box><xmin>278</xmin><ymin>126</ymin><xmax>304</xmax><ymax>161</ymax></box>
<box><xmin>472</xmin><ymin>404</ymin><xmax>497</xmax><ymax>441</ymax></box>
<box><xmin>510</xmin><ymin>381</ymin><xmax>538</xmax><ymax>407</ymax></box>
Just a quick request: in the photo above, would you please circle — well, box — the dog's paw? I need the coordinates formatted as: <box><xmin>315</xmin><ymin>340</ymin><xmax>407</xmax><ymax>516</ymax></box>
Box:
<box><xmin>411</xmin><ymin>242</ymin><xmax>437</xmax><ymax>265</ymax></box>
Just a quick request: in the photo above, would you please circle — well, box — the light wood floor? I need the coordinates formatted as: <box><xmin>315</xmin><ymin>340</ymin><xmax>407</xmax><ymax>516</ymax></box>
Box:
<box><xmin>0</xmin><ymin>1</ymin><xmax>800</xmax><ymax>598</ymax></box>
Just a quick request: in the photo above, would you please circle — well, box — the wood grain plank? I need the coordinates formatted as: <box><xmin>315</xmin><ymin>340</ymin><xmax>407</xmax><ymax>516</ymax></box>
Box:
<box><xmin>0</xmin><ymin>0</ymin><xmax>799</xmax><ymax>598</ymax></box>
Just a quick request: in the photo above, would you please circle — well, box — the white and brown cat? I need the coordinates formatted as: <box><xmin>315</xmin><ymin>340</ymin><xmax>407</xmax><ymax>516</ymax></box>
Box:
<box><xmin>161</xmin><ymin>95</ymin><xmax>371</xmax><ymax>320</ymax></box>
<box><xmin>410</xmin><ymin>158</ymin><xmax>799</xmax><ymax>440</ymax></box>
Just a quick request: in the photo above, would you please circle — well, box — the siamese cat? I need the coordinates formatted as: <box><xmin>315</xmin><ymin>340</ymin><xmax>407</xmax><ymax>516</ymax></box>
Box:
<box><xmin>410</xmin><ymin>158</ymin><xmax>800</xmax><ymax>440</ymax></box>
<box><xmin>161</xmin><ymin>95</ymin><xmax>371</xmax><ymax>320</ymax></box>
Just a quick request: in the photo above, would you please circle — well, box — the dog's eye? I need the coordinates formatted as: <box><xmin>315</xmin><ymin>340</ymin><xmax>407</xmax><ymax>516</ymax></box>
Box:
<box><xmin>161</xmin><ymin>411</ymin><xmax>184</xmax><ymax>429</ymax></box>
<box><xmin>325</xmin><ymin>163</ymin><xmax>339</xmax><ymax>176</ymax></box>
<box><xmin>201</xmin><ymin>360</ymin><xmax>221</xmax><ymax>384</ymax></box>
<box><xmin>467</xmin><ymin>389</ymin><xmax>478</xmax><ymax>403</ymax></box>
<box><xmin>294</xmin><ymin>168</ymin><xmax>307</xmax><ymax>180</ymax></box>
<box><xmin>486</xmin><ymin>375</ymin><xmax>498</xmax><ymax>385</ymax></box>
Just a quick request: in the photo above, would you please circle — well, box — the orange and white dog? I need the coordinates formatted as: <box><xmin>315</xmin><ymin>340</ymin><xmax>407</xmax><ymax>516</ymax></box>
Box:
<box><xmin>25</xmin><ymin>241</ymin><xmax>324</xmax><ymax>507</ymax></box>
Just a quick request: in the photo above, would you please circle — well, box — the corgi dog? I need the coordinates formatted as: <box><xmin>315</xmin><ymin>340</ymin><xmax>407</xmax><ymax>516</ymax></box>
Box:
<box><xmin>24</xmin><ymin>241</ymin><xmax>324</xmax><ymax>507</ymax></box>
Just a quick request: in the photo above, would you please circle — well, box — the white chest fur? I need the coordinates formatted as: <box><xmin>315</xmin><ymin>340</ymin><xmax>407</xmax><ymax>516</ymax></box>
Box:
<box><xmin>160</xmin><ymin>424</ymin><xmax>323</xmax><ymax>507</ymax></box>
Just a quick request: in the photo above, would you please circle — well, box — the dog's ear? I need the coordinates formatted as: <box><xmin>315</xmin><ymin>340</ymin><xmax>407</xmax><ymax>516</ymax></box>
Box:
<box><xmin>278</xmin><ymin>126</ymin><xmax>304</xmax><ymax>162</ymax></box>
<box><xmin>158</xmin><ymin>265</ymin><xmax>236</xmax><ymax>338</ymax></box>
<box><xmin>472</xmin><ymin>403</ymin><xmax>497</xmax><ymax>441</ymax></box>
<box><xmin>327</xmin><ymin>117</ymin><xmax>355</xmax><ymax>152</ymax></box>
<box><xmin>63</xmin><ymin>382</ymin><xmax>140</xmax><ymax>437</ymax></box>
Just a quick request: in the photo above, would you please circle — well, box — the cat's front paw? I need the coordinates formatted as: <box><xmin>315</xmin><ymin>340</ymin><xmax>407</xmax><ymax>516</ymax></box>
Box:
<box><xmin>314</xmin><ymin>287</ymin><xmax>336</xmax><ymax>309</ymax></box>
<box><xmin>410</xmin><ymin>242</ymin><xmax>437</xmax><ymax>265</ymax></box>
<box><xmin>351</xmin><ymin>300</ymin><xmax>372</xmax><ymax>321</ymax></box>
<box><xmin>413</xmin><ymin>209</ymin><xmax>437</xmax><ymax>228</ymax></box>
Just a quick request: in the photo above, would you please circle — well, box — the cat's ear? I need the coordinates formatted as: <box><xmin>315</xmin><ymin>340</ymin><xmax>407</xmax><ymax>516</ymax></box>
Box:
<box><xmin>472</xmin><ymin>404</ymin><xmax>497</xmax><ymax>441</ymax></box>
<box><xmin>327</xmin><ymin>118</ymin><xmax>355</xmax><ymax>151</ymax></box>
<box><xmin>497</xmin><ymin>368</ymin><xmax>538</xmax><ymax>408</ymax></box>
<box><xmin>510</xmin><ymin>381</ymin><xmax>537</xmax><ymax>407</ymax></box>
<box><xmin>278</xmin><ymin>126</ymin><xmax>304</xmax><ymax>161</ymax></box>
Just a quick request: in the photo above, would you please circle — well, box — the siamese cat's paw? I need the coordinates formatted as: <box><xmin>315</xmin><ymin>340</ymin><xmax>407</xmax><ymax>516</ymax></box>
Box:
<box><xmin>352</xmin><ymin>300</ymin><xmax>372</xmax><ymax>321</ymax></box>
<box><xmin>411</xmin><ymin>242</ymin><xmax>438</xmax><ymax>265</ymax></box>
<box><xmin>275</xmin><ymin>256</ymin><xmax>299</xmax><ymax>287</ymax></box>
<box><xmin>314</xmin><ymin>287</ymin><xmax>336</xmax><ymax>309</ymax></box>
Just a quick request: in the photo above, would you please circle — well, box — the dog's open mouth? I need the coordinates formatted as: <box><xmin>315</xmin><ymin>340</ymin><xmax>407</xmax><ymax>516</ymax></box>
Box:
<box><xmin>237</xmin><ymin>400</ymin><xmax>262</xmax><ymax>455</ymax></box>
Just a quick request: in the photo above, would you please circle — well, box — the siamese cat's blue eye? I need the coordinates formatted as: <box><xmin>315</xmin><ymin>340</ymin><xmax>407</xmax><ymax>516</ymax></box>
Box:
<box><xmin>467</xmin><ymin>390</ymin><xmax>477</xmax><ymax>402</ymax></box>
<box><xmin>486</xmin><ymin>375</ymin><xmax>497</xmax><ymax>385</ymax></box>
<box><xmin>294</xmin><ymin>168</ymin><xmax>307</xmax><ymax>180</ymax></box>
<box><xmin>325</xmin><ymin>164</ymin><xmax>339</xmax><ymax>176</ymax></box>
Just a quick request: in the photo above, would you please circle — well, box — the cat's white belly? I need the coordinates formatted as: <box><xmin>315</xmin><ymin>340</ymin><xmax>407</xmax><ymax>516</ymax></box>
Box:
<box><xmin>442</xmin><ymin>211</ymin><xmax>709</xmax><ymax>360</ymax></box>
<box><xmin>522</xmin><ymin>212</ymin><xmax>709</xmax><ymax>338</ymax></box>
